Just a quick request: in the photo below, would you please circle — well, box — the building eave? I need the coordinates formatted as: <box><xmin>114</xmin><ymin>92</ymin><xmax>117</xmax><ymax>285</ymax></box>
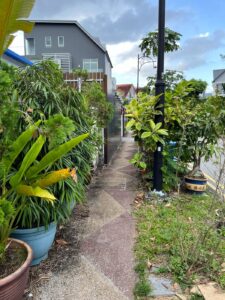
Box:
<box><xmin>3</xmin><ymin>49</ymin><xmax>33</xmax><ymax>66</ymax></box>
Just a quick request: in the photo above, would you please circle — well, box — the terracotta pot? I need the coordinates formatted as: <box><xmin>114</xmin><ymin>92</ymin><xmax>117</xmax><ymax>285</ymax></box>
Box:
<box><xmin>0</xmin><ymin>238</ymin><xmax>33</xmax><ymax>300</ymax></box>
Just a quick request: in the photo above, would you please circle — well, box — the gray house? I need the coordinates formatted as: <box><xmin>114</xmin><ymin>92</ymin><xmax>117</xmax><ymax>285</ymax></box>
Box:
<box><xmin>212</xmin><ymin>69</ymin><xmax>225</xmax><ymax>95</ymax></box>
<box><xmin>24</xmin><ymin>21</ymin><xmax>112</xmax><ymax>77</ymax></box>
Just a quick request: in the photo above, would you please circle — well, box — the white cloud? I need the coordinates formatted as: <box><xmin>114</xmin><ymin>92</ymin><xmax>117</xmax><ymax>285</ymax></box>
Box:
<box><xmin>198</xmin><ymin>32</ymin><xmax>210</xmax><ymax>38</ymax></box>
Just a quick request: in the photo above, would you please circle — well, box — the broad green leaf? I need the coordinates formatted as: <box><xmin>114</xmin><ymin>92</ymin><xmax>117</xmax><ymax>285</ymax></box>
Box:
<box><xmin>152</xmin><ymin>135</ymin><xmax>159</xmax><ymax>142</ymax></box>
<box><xmin>10</xmin><ymin>135</ymin><xmax>46</xmax><ymax>187</ymax></box>
<box><xmin>136</xmin><ymin>122</ymin><xmax>142</xmax><ymax>131</ymax></box>
<box><xmin>16</xmin><ymin>184</ymin><xmax>56</xmax><ymax>201</ymax></box>
<box><xmin>140</xmin><ymin>162</ymin><xmax>147</xmax><ymax>169</ymax></box>
<box><xmin>154</xmin><ymin>122</ymin><xmax>162</xmax><ymax>131</ymax></box>
<box><xmin>157</xmin><ymin>129</ymin><xmax>168</xmax><ymax>136</ymax></box>
<box><xmin>149</xmin><ymin>120</ymin><xmax>156</xmax><ymax>130</ymax></box>
<box><xmin>0</xmin><ymin>0</ymin><xmax>35</xmax><ymax>55</ymax></box>
<box><xmin>141</xmin><ymin>132</ymin><xmax>152</xmax><ymax>139</ymax></box>
<box><xmin>26</xmin><ymin>133</ymin><xmax>89</xmax><ymax>179</ymax></box>
<box><xmin>0</xmin><ymin>121</ymin><xmax>41</xmax><ymax>179</ymax></box>
<box><xmin>126</xmin><ymin>119</ymin><xmax>135</xmax><ymax>129</ymax></box>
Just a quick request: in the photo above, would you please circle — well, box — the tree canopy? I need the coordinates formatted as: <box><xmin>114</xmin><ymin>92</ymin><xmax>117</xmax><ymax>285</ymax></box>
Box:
<box><xmin>140</xmin><ymin>27</ymin><xmax>182</xmax><ymax>57</ymax></box>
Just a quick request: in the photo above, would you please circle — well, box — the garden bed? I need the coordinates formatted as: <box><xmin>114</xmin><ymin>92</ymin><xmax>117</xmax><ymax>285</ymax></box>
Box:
<box><xmin>134</xmin><ymin>191</ymin><xmax>225</xmax><ymax>298</ymax></box>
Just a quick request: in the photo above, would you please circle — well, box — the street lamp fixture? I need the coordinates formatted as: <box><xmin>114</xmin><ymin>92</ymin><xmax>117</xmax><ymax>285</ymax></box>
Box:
<box><xmin>137</xmin><ymin>54</ymin><xmax>156</xmax><ymax>94</ymax></box>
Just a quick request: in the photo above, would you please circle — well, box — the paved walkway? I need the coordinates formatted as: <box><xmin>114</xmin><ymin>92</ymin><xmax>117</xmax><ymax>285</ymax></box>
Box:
<box><xmin>36</xmin><ymin>137</ymin><xmax>138</xmax><ymax>299</ymax></box>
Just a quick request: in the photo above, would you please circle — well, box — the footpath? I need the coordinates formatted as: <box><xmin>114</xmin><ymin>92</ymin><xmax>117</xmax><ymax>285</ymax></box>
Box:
<box><xmin>35</xmin><ymin>137</ymin><xmax>138</xmax><ymax>299</ymax></box>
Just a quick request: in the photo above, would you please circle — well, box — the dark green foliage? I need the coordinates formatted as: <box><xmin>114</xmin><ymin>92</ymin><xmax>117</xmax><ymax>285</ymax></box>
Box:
<box><xmin>1</xmin><ymin>60</ymin><xmax>99</xmax><ymax>228</ymax></box>
<box><xmin>140</xmin><ymin>27</ymin><xmax>182</xmax><ymax>57</ymax></box>
<box><xmin>0</xmin><ymin>61</ymin><xmax>20</xmax><ymax>158</ymax></box>
<box><xmin>82</xmin><ymin>81</ymin><xmax>114</xmax><ymax>127</ymax></box>
<box><xmin>43</xmin><ymin>114</ymin><xmax>75</xmax><ymax>149</ymax></box>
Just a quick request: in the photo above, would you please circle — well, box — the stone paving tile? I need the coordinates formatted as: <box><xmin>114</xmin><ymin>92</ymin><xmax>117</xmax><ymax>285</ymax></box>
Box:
<box><xmin>81</xmin><ymin>212</ymin><xmax>136</xmax><ymax>299</ymax></box>
<box><xmin>83</xmin><ymin>190</ymin><xmax>125</xmax><ymax>238</ymax></box>
<box><xmin>35</xmin><ymin>255</ymin><xmax>129</xmax><ymax>300</ymax></box>
<box><xmin>148</xmin><ymin>275</ymin><xmax>176</xmax><ymax>297</ymax></box>
<box><xmin>117</xmin><ymin>165</ymin><xmax>138</xmax><ymax>176</ymax></box>
<box><xmin>104</xmin><ymin>189</ymin><xmax>135</xmax><ymax>212</ymax></box>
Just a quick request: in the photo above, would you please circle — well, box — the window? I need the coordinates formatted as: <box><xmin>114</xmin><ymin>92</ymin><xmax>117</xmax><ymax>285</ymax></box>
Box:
<box><xmin>45</xmin><ymin>36</ymin><xmax>52</xmax><ymax>47</ymax></box>
<box><xmin>25</xmin><ymin>38</ymin><xmax>35</xmax><ymax>55</ymax></box>
<box><xmin>83</xmin><ymin>59</ymin><xmax>98</xmax><ymax>72</ymax></box>
<box><xmin>58</xmin><ymin>36</ymin><xmax>64</xmax><ymax>47</ymax></box>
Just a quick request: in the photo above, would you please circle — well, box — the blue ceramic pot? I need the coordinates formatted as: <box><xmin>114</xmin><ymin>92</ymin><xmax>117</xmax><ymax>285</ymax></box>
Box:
<box><xmin>11</xmin><ymin>222</ymin><xmax>57</xmax><ymax>266</ymax></box>
<box><xmin>184</xmin><ymin>176</ymin><xmax>207</xmax><ymax>194</ymax></box>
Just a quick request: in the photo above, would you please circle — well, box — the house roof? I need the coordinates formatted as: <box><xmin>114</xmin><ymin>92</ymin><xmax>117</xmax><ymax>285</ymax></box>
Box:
<box><xmin>29</xmin><ymin>20</ymin><xmax>113</xmax><ymax>68</ymax></box>
<box><xmin>116</xmin><ymin>84</ymin><xmax>135</xmax><ymax>97</ymax></box>
<box><xmin>213</xmin><ymin>69</ymin><xmax>225</xmax><ymax>83</ymax></box>
<box><xmin>3</xmin><ymin>49</ymin><xmax>33</xmax><ymax>66</ymax></box>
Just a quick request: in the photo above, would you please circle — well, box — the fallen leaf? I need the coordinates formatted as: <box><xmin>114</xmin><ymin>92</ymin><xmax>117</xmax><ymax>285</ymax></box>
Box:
<box><xmin>147</xmin><ymin>259</ymin><xmax>152</xmax><ymax>270</ymax></box>
<box><xmin>173</xmin><ymin>282</ymin><xmax>180</xmax><ymax>291</ymax></box>
<box><xmin>56</xmin><ymin>239</ymin><xmax>69</xmax><ymax>246</ymax></box>
<box><xmin>27</xmin><ymin>107</ymin><xmax>33</xmax><ymax>113</ymax></box>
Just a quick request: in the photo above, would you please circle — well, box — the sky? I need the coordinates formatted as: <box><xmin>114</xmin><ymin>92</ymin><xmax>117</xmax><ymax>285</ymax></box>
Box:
<box><xmin>10</xmin><ymin>0</ymin><xmax>225</xmax><ymax>92</ymax></box>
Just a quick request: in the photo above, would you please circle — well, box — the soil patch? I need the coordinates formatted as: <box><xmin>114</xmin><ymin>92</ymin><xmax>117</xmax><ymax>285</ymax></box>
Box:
<box><xmin>24</xmin><ymin>203</ymin><xmax>89</xmax><ymax>298</ymax></box>
<box><xmin>0</xmin><ymin>240</ymin><xmax>26</xmax><ymax>279</ymax></box>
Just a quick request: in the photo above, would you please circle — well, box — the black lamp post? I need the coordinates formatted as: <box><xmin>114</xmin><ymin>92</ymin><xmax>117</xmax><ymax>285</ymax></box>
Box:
<box><xmin>153</xmin><ymin>0</ymin><xmax>166</xmax><ymax>191</ymax></box>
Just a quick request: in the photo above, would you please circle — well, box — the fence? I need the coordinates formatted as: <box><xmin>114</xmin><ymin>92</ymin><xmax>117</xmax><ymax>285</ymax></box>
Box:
<box><xmin>63</xmin><ymin>72</ymin><xmax>121</xmax><ymax>164</ymax></box>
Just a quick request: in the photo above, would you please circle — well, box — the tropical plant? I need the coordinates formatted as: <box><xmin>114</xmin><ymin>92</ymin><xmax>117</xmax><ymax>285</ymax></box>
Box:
<box><xmin>82</xmin><ymin>81</ymin><xmax>114</xmax><ymax>127</ymax></box>
<box><xmin>165</xmin><ymin>80</ymin><xmax>225</xmax><ymax>177</ymax></box>
<box><xmin>11</xmin><ymin>61</ymin><xmax>100</xmax><ymax>225</ymax></box>
<box><xmin>129</xmin><ymin>152</ymin><xmax>147</xmax><ymax>170</ymax></box>
<box><xmin>140</xmin><ymin>27</ymin><xmax>182</xmax><ymax>57</ymax></box>
<box><xmin>126</xmin><ymin>94</ymin><xmax>168</xmax><ymax>186</ymax></box>
<box><xmin>145</xmin><ymin>69</ymin><xmax>184</xmax><ymax>95</ymax></box>
<box><xmin>0</xmin><ymin>118</ymin><xmax>89</xmax><ymax>228</ymax></box>
<box><xmin>0</xmin><ymin>0</ymin><xmax>35</xmax><ymax>55</ymax></box>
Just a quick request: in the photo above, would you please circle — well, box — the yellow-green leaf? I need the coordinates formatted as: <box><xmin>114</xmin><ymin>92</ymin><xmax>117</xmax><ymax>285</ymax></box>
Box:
<box><xmin>16</xmin><ymin>184</ymin><xmax>56</xmax><ymax>201</ymax></box>
<box><xmin>141</xmin><ymin>132</ymin><xmax>151</xmax><ymax>139</ymax></box>
<box><xmin>149</xmin><ymin>120</ymin><xmax>156</xmax><ymax>130</ymax></box>
<box><xmin>34</xmin><ymin>168</ymin><xmax>75</xmax><ymax>188</ymax></box>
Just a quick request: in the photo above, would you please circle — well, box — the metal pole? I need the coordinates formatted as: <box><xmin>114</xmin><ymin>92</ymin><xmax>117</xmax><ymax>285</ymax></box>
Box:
<box><xmin>153</xmin><ymin>0</ymin><xmax>166</xmax><ymax>191</ymax></box>
<box><xmin>137</xmin><ymin>54</ymin><xmax>140</xmax><ymax>94</ymax></box>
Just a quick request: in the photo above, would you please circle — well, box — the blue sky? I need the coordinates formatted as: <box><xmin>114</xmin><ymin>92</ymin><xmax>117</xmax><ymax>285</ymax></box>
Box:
<box><xmin>10</xmin><ymin>0</ymin><xmax>225</xmax><ymax>92</ymax></box>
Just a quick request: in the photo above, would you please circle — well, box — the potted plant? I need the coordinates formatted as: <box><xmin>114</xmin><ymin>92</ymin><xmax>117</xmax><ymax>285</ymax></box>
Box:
<box><xmin>175</xmin><ymin>96</ymin><xmax>223</xmax><ymax>194</ymax></box>
<box><xmin>0</xmin><ymin>118</ymin><xmax>89</xmax><ymax>265</ymax></box>
<box><xmin>0</xmin><ymin>199</ymin><xmax>33</xmax><ymax>300</ymax></box>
